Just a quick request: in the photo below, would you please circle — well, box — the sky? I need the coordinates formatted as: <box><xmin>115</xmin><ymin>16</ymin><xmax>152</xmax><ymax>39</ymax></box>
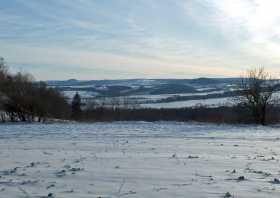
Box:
<box><xmin>1</xmin><ymin>0</ymin><xmax>280</xmax><ymax>80</ymax></box>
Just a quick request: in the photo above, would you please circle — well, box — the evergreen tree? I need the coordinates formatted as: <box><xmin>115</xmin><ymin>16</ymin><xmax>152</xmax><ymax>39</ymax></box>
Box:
<box><xmin>71</xmin><ymin>92</ymin><xmax>82</xmax><ymax>119</ymax></box>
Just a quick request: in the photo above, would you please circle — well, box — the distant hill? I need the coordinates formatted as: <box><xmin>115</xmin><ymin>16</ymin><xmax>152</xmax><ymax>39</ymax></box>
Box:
<box><xmin>46</xmin><ymin>78</ymin><xmax>242</xmax><ymax>97</ymax></box>
<box><xmin>46</xmin><ymin>78</ymin><xmax>241</xmax><ymax>87</ymax></box>
<box><xmin>150</xmin><ymin>84</ymin><xmax>197</xmax><ymax>94</ymax></box>
<box><xmin>189</xmin><ymin>78</ymin><xmax>220</xmax><ymax>85</ymax></box>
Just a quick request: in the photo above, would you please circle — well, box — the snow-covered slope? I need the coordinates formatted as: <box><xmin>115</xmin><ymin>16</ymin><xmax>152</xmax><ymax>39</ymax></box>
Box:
<box><xmin>1</xmin><ymin>122</ymin><xmax>280</xmax><ymax>197</ymax></box>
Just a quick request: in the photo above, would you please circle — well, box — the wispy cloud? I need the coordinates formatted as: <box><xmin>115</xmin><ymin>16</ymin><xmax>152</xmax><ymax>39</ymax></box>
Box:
<box><xmin>1</xmin><ymin>0</ymin><xmax>280</xmax><ymax>79</ymax></box>
<box><xmin>184</xmin><ymin>0</ymin><xmax>280</xmax><ymax>70</ymax></box>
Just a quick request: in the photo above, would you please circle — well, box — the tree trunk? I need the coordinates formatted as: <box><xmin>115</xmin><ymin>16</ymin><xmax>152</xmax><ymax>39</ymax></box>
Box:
<box><xmin>260</xmin><ymin>105</ymin><xmax>266</xmax><ymax>125</ymax></box>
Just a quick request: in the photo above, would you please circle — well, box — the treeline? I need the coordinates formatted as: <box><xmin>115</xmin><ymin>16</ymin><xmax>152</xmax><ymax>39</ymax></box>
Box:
<box><xmin>75</xmin><ymin>105</ymin><xmax>280</xmax><ymax>124</ymax></box>
<box><xmin>0</xmin><ymin>58</ymin><xmax>70</xmax><ymax>122</ymax></box>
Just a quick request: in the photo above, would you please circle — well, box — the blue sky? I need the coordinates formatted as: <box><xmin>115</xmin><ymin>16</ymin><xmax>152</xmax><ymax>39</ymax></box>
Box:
<box><xmin>1</xmin><ymin>0</ymin><xmax>280</xmax><ymax>80</ymax></box>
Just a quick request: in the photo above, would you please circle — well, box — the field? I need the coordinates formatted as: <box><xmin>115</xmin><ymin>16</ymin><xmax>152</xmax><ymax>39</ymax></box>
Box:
<box><xmin>1</xmin><ymin>122</ymin><xmax>280</xmax><ymax>198</ymax></box>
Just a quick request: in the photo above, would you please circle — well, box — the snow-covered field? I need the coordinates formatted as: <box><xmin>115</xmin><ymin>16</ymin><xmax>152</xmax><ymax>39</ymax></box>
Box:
<box><xmin>128</xmin><ymin>90</ymin><xmax>225</xmax><ymax>101</ymax></box>
<box><xmin>1</xmin><ymin>122</ymin><xmax>280</xmax><ymax>198</ymax></box>
<box><xmin>141</xmin><ymin>97</ymin><xmax>233</xmax><ymax>108</ymax></box>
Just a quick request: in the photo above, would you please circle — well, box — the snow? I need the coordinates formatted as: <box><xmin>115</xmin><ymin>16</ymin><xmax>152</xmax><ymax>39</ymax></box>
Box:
<box><xmin>63</xmin><ymin>91</ymin><xmax>98</xmax><ymax>99</ymax></box>
<box><xmin>141</xmin><ymin>97</ymin><xmax>233</xmax><ymax>108</ymax></box>
<box><xmin>1</xmin><ymin>122</ymin><xmax>280</xmax><ymax>197</ymax></box>
<box><xmin>128</xmin><ymin>90</ymin><xmax>225</xmax><ymax>101</ymax></box>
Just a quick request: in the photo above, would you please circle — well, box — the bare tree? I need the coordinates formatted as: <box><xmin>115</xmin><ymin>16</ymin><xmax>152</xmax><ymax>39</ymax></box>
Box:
<box><xmin>0</xmin><ymin>57</ymin><xmax>71</xmax><ymax>122</ymax></box>
<box><xmin>0</xmin><ymin>57</ymin><xmax>8</xmax><ymax>112</ymax></box>
<box><xmin>86</xmin><ymin>100</ymin><xmax>98</xmax><ymax>110</ymax></box>
<box><xmin>0</xmin><ymin>57</ymin><xmax>8</xmax><ymax>80</ymax></box>
<box><xmin>237</xmin><ymin>67</ymin><xmax>277</xmax><ymax>125</ymax></box>
<box><xmin>110</xmin><ymin>97</ymin><xmax>121</xmax><ymax>109</ymax></box>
